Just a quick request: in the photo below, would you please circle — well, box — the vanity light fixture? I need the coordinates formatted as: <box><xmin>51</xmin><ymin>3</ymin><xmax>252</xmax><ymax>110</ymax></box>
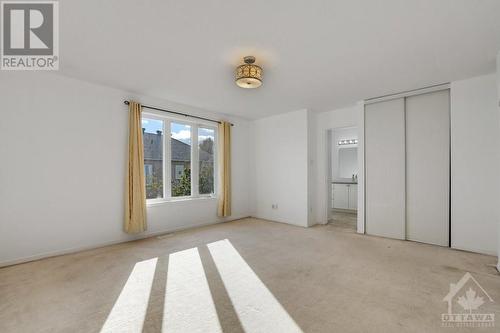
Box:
<box><xmin>235</xmin><ymin>56</ymin><xmax>263</xmax><ymax>89</ymax></box>
<box><xmin>338</xmin><ymin>139</ymin><xmax>358</xmax><ymax>146</ymax></box>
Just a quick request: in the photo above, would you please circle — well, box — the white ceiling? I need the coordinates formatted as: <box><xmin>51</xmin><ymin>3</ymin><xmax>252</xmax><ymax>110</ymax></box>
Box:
<box><xmin>60</xmin><ymin>0</ymin><xmax>500</xmax><ymax>119</ymax></box>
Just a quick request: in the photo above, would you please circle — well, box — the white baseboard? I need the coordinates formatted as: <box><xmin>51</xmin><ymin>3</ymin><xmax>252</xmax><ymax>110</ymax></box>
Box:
<box><xmin>0</xmin><ymin>215</ymin><xmax>250</xmax><ymax>268</ymax></box>
<box><xmin>450</xmin><ymin>244</ymin><xmax>497</xmax><ymax>257</ymax></box>
<box><xmin>251</xmin><ymin>215</ymin><xmax>308</xmax><ymax>228</ymax></box>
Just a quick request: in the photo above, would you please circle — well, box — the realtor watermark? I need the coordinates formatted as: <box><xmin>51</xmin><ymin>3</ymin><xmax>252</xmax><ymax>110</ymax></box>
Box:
<box><xmin>1</xmin><ymin>1</ymin><xmax>58</xmax><ymax>70</ymax></box>
<box><xmin>442</xmin><ymin>272</ymin><xmax>495</xmax><ymax>328</ymax></box>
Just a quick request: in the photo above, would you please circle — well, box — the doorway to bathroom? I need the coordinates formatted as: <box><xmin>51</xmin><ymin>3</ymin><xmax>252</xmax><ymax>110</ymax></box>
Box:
<box><xmin>327</xmin><ymin>126</ymin><xmax>358</xmax><ymax>230</ymax></box>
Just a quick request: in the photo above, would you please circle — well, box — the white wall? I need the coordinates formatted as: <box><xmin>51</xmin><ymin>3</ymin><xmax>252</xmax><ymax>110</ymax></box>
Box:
<box><xmin>314</xmin><ymin>104</ymin><xmax>365</xmax><ymax>233</ymax></box>
<box><xmin>0</xmin><ymin>72</ymin><xmax>253</xmax><ymax>266</ymax></box>
<box><xmin>307</xmin><ymin>110</ymin><xmax>317</xmax><ymax>226</ymax></box>
<box><xmin>252</xmin><ymin>109</ymin><xmax>311</xmax><ymax>227</ymax></box>
<box><xmin>451</xmin><ymin>73</ymin><xmax>500</xmax><ymax>256</ymax></box>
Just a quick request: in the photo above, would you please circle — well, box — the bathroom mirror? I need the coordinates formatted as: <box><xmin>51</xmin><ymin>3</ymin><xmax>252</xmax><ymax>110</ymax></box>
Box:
<box><xmin>338</xmin><ymin>147</ymin><xmax>358</xmax><ymax>179</ymax></box>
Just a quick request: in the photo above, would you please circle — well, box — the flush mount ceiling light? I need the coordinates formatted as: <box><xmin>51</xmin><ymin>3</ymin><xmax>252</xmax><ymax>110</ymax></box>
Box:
<box><xmin>235</xmin><ymin>56</ymin><xmax>262</xmax><ymax>89</ymax></box>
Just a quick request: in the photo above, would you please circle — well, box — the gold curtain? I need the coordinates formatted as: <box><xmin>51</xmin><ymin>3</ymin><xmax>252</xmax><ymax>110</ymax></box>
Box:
<box><xmin>217</xmin><ymin>121</ymin><xmax>231</xmax><ymax>217</ymax></box>
<box><xmin>125</xmin><ymin>101</ymin><xmax>147</xmax><ymax>233</ymax></box>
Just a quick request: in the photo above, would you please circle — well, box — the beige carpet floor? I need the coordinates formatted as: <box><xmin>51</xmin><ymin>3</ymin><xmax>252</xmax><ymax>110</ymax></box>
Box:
<box><xmin>1</xmin><ymin>218</ymin><xmax>499</xmax><ymax>333</ymax></box>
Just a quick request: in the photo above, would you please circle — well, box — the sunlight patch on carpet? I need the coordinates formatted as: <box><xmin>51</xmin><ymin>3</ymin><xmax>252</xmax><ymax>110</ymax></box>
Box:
<box><xmin>207</xmin><ymin>239</ymin><xmax>303</xmax><ymax>333</ymax></box>
<box><xmin>163</xmin><ymin>247</ymin><xmax>222</xmax><ymax>333</ymax></box>
<box><xmin>100</xmin><ymin>257</ymin><xmax>157</xmax><ymax>333</ymax></box>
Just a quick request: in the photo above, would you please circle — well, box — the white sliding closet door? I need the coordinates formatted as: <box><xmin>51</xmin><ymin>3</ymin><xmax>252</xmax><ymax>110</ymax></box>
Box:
<box><xmin>406</xmin><ymin>90</ymin><xmax>450</xmax><ymax>246</ymax></box>
<box><xmin>365</xmin><ymin>98</ymin><xmax>406</xmax><ymax>239</ymax></box>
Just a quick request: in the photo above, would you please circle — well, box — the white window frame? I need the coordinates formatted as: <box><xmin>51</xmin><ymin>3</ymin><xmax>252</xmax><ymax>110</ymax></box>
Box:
<box><xmin>142</xmin><ymin>111</ymin><xmax>217</xmax><ymax>204</ymax></box>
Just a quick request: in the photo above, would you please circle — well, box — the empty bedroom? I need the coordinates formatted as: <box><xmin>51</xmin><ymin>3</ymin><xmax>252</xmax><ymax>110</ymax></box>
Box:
<box><xmin>1</xmin><ymin>1</ymin><xmax>500</xmax><ymax>332</ymax></box>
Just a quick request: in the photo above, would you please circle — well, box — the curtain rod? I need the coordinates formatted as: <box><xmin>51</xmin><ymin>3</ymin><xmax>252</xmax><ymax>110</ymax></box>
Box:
<box><xmin>123</xmin><ymin>101</ymin><xmax>234</xmax><ymax>126</ymax></box>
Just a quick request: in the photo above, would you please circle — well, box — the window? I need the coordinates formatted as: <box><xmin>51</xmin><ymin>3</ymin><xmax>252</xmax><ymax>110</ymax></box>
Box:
<box><xmin>174</xmin><ymin>164</ymin><xmax>184</xmax><ymax>180</ymax></box>
<box><xmin>142</xmin><ymin>114</ymin><xmax>217</xmax><ymax>201</ymax></box>
<box><xmin>198</xmin><ymin>127</ymin><xmax>215</xmax><ymax>194</ymax></box>
<box><xmin>142</xmin><ymin>117</ymin><xmax>163</xmax><ymax>199</ymax></box>
<box><xmin>171</xmin><ymin>122</ymin><xmax>191</xmax><ymax>197</ymax></box>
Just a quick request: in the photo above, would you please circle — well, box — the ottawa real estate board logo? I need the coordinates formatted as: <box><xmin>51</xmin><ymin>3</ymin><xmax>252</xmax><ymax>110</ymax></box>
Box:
<box><xmin>1</xmin><ymin>1</ymin><xmax>58</xmax><ymax>70</ymax></box>
<box><xmin>442</xmin><ymin>272</ymin><xmax>495</xmax><ymax>328</ymax></box>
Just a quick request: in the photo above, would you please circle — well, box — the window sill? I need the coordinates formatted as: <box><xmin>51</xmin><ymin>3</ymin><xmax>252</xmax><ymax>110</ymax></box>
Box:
<box><xmin>146</xmin><ymin>195</ymin><xmax>217</xmax><ymax>207</ymax></box>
